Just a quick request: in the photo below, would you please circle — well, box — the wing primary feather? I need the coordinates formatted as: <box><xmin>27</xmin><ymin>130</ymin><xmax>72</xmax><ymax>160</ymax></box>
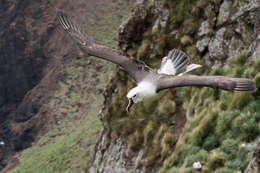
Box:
<box><xmin>58</xmin><ymin>14</ymin><xmax>69</xmax><ymax>29</ymax></box>
<box><xmin>60</xmin><ymin>13</ymin><xmax>72</xmax><ymax>30</ymax></box>
<box><xmin>233</xmin><ymin>79</ymin><xmax>256</xmax><ymax>92</ymax></box>
<box><xmin>57</xmin><ymin>12</ymin><xmax>93</xmax><ymax>46</ymax></box>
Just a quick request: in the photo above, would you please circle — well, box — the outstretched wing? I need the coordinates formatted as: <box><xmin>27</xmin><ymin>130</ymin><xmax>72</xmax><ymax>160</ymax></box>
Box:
<box><xmin>57</xmin><ymin>12</ymin><xmax>152</xmax><ymax>83</ymax></box>
<box><xmin>156</xmin><ymin>75</ymin><xmax>256</xmax><ymax>92</ymax></box>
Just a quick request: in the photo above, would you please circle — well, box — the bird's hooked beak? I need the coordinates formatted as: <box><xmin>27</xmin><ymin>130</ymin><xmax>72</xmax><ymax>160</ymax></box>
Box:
<box><xmin>126</xmin><ymin>99</ymin><xmax>134</xmax><ymax>113</ymax></box>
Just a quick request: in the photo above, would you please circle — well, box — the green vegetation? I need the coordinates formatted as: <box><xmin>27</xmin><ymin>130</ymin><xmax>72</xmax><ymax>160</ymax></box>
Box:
<box><xmin>10</xmin><ymin>0</ymin><xmax>131</xmax><ymax>172</ymax></box>
<box><xmin>165</xmin><ymin>0</ymin><xmax>203</xmax><ymax>34</ymax></box>
<box><xmin>137</xmin><ymin>39</ymin><xmax>151</xmax><ymax>58</ymax></box>
<box><xmin>161</xmin><ymin>58</ymin><xmax>260</xmax><ymax>173</ymax></box>
<box><xmin>10</xmin><ymin>113</ymin><xmax>101</xmax><ymax>173</ymax></box>
<box><xmin>101</xmin><ymin>0</ymin><xmax>260</xmax><ymax>172</ymax></box>
<box><xmin>181</xmin><ymin>35</ymin><xmax>193</xmax><ymax>46</ymax></box>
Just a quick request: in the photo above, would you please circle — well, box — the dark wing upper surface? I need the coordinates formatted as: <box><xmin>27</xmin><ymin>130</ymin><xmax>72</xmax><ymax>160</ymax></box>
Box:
<box><xmin>156</xmin><ymin>75</ymin><xmax>256</xmax><ymax>92</ymax></box>
<box><xmin>57</xmin><ymin>12</ymin><xmax>152</xmax><ymax>83</ymax></box>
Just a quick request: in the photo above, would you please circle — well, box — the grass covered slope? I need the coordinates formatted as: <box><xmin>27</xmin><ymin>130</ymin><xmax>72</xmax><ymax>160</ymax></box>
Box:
<box><xmin>9</xmin><ymin>58</ymin><xmax>105</xmax><ymax>173</ymax></box>
<box><xmin>9</xmin><ymin>0</ymin><xmax>131</xmax><ymax>173</ymax></box>
<box><xmin>161</xmin><ymin>57</ymin><xmax>260</xmax><ymax>173</ymax></box>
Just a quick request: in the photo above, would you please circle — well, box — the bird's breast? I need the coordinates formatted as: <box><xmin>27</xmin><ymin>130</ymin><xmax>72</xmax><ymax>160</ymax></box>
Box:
<box><xmin>137</xmin><ymin>81</ymin><xmax>157</xmax><ymax>98</ymax></box>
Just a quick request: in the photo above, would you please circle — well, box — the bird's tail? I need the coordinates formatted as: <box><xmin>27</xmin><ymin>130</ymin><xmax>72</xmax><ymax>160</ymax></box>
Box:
<box><xmin>158</xmin><ymin>49</ymin><xmax>190</xmax><ymax>75</ymax></box>
<box><xmin>158</xmin><ymin>49</ymin><xmax>201</xmax><ymax>75</ymax></box>
<box><xmin>57</xmin><ymin>12</ymin><xmax>93</xmax><ymax>46</ymax></box>
<box><xmin>178</xmin><ymin>64</ymin><xmax>202</xmax><ymax>76</ymax></box>
<box><xmin>169</xmin><ymin>49</ymin><xmax>190</xmax><ymax>72</ymax></box>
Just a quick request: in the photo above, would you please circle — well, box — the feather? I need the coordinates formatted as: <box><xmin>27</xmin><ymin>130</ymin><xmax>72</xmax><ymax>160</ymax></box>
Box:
<box><xmin>158</xmin><ymin>49</ymin><xmax>189</xmax><ymax>75</ymax></box>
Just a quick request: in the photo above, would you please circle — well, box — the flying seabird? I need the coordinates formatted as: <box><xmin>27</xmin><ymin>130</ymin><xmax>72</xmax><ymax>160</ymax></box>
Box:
<box><xmin>57</xmin><ymin>12</ymin><xmax>256</xmax><ymax>112</ymax></box>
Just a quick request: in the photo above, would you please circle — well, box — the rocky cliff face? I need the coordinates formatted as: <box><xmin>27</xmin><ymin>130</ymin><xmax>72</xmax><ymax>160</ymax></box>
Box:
<box><xmin>89</xmin><ymin>0</ymin><xmax>260</xmax><ymax>172</ymax></box>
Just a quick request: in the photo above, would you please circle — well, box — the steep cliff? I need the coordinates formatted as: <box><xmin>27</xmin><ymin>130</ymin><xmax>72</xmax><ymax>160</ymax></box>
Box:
<box><xmin>89</xmin><ymin>0</ymin><xmax>260</xmax><ymax>172</ymax></box>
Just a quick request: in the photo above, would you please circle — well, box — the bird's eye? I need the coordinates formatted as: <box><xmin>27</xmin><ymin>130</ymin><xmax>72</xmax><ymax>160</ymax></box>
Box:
<box><xmin>133</xmin><ymin>94</ymin><xmax>137</xmax><ymax>98</ymax></box>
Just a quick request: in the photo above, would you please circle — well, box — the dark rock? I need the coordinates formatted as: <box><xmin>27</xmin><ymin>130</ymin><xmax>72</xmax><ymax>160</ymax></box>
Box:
<box><xmin>13</xmin><ymin>129</ymin><xmax>35</xmax><ymax>152</ymax></box>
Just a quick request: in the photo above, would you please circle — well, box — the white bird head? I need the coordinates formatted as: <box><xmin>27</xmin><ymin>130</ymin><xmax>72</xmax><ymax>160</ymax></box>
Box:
<box><xmin>126</xmin><ymin>82</ymin><xmax>156</xmax><ymax>112</ymax></box>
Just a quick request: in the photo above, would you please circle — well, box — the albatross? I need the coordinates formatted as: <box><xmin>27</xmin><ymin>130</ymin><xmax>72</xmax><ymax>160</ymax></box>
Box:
<box><xmin>57</xmin><ymin>12</ymin><xmax>256</xmax><ymax>112</ymax></box>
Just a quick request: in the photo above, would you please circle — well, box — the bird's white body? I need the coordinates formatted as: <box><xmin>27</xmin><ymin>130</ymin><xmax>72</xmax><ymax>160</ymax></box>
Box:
<box><xmin>127</xmin><ymin>81</ymin><xmax>156</xmax><ymax>103</ymax></box>
<box><xmin>127</xmin><ymin>55</ymin><xmax>200</xmax><ymax>103</ymax></box>
<box><xmin>127</xmin><ymin>57</ymin><xmax>196</xmax><ymax>103</ymax></box>
<box><xmin>127</xmin><ymin>54</ymin><xmax>200</xmax><ymax>103</ymax></box>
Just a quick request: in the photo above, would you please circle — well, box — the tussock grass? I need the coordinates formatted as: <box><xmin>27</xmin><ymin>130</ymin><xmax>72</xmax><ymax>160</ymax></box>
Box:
<box><xmin>180</xmin><ymin>35</ymin><xmax>193</xmax><ymax>46</ymax></box>
<box><xmin>161</xmin><ymin>57</ymin><xmax>260</xmax><ymax>173</ymax></box>
<box><xmin>137</xmin><ymin>39</ymin><xmax>151</xmax><ymax>58</ymax></box>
